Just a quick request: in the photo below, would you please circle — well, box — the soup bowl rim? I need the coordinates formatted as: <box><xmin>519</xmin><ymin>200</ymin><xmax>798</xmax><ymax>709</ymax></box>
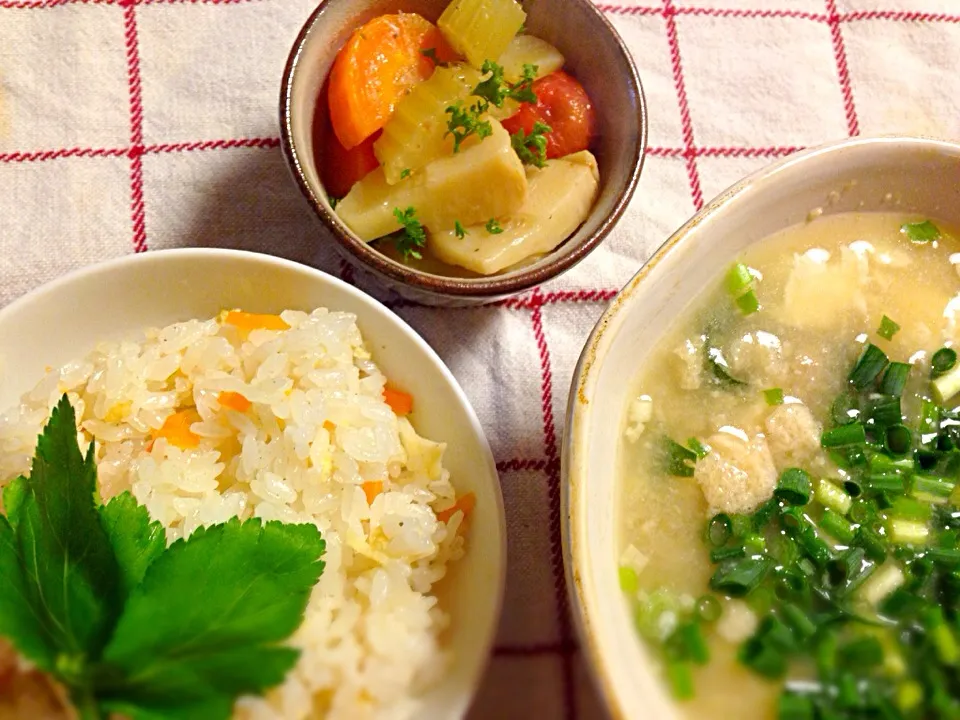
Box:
<box><xmin>561</xmin><ymin>133</ymin><xmax>960</xmax><ymax>719</ymax></box>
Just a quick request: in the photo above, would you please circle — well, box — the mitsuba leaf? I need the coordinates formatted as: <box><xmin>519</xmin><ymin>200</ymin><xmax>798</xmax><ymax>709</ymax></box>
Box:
<box><xmin>0</xmin><ymin>515</ymin><xmax>55</xmax><ymax>671</ymax></box>
<box><xmin>15</xmin><ymin>396</ymin><xmax>122</xmax><ymax>660</ymax></box>
<box><xmin>98</xmin><ymin>518</ymin><xmax>325</xmax><ymax>718</ymax></box>
<box><xmin>2</xmin><ymin>475</ymin><xmax>28</xmax><ymax>528</ymax></box>
<box><xmin>99</xmin><ymin>492</ymin><xmax>166</xmax><ymax>599</ymax></box>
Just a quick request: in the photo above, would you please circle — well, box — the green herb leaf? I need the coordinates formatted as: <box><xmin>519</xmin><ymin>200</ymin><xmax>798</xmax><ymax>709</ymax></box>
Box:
<box><xmin>472</xmin><ymin>60</ymin><xmax>538</xmax><ymax>108</ymax></box>
<box><xmin>445</xmin><ymin>100</ymin><xmax>492</xmax><ymax>153</ymax></box>
<box><xmin>763</xmin><ymin>388</ymin><xmax>784</xmax><ymax>406</ymax></box>
<box><xmin>392</xmin><ymin>206</ymin><xmax>428</xmax><ymax>260</ymax></box>
<box><xmin>16</xmin><ymin>396</ymin><xmax>122</xmax><ymax>660</ymax></box>
<box><xmin>2</xmin><ymin>475</ymin><xmax>28</xmax><ymax>528</ymax></box>
<box><xmin>98</xmin><ymin>518</ymin><xmax>325</xmax><ymax>719</ymax></box>
<box><xmin>454</xmin><ymin>220</ymin><xmax>467</xmax><ymax>239</ymax></box>
<box><xmin>328</xmin><ymin>194</ymin><xmax>339</xmax><ymax>210</ymax></box>
<box><xmin>419</xmin><ymin>47</ymin><xmax>442</xmax><ymax>66</ymax></box>
<box><xmin>0</xmin><ymin>515</ymin><xmax>55</xmax><ymax>672</ymax></box>
<box><xmin>399</xmin><ymin>168</ymin><xmax>411</xmax><ymax>179</ymax></box>
<box><xmin>99</xmin><ymin>492</ymin><xmax>166</xmax><ymax>599</ymax></box>
<box><xmin>485</xmin><ymin>218</ymin><xmax>504</xmax><ymax>235</ymax></box>
<box><xmin>901</xmin><ymin>220</ymin><xmax>941</xmax><ymax>243</ymax></box>
<box><xmin>705</xmin><ymin>346</ymin><xmax>746</xmax><ymax>386</ymax></box>
<box><xmin>510</xmin><ymin>121</ymin><xmax>551</xmax><ymax>168</ymax></box>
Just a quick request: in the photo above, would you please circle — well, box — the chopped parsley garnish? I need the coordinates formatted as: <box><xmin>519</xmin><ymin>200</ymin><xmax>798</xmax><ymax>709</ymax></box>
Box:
<box><xmin>454</xmin><ymin>220</ymin><xmax>467</xmax><ymax>239</ymax></box>
<box><xmin>419</xmin><ymin>47</ymin><xmax>443</xmax><ymax>65</ymax></box>
<box><xmin>392</xmin><ymin>206</ymin><xmax>428</xmax><ymax>260</ymax></box>
<box><xmin>901</xmin><ymin>219</ymin><xmax>941</xmax><ymax>243</ymax></box>
<box><xmin>485</xmin><ymin>218</ymin><xmax>504</xmax><ymax>235</ymax></box>
<box><xmin>0</xmin><ymin>396</ymin><xmax>326</xmax><ymax>720</ymax></box>
<box><xmin>328</xmin><ymin>194</ymin><xmax>339</xmax><ymax>210</ymax></box>
<box><xmin>400</xmin><ymin>168</ymin><xmax>411</xmax><ymax>179</ymax></box>
<box><xmin>445</xmin><ymin>100</ymin><xmax>492</xmax><ymax>153</ymax></box>
<box><xmin>472</xmin><ymin>60</ymin><xmax>538</xmax><ymax>108</ymax></box>
<box><xmin>510</xmin><ymin>121</ymin><xmax>551</xmax><ymax>168</ymax></box>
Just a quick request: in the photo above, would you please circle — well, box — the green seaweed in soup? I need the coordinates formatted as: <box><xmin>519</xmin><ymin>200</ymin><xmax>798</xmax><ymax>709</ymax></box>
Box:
<box><xmin>618</xmin><ymin>213</ymin><xmax>960</xmax><ymax>719</ymax></box>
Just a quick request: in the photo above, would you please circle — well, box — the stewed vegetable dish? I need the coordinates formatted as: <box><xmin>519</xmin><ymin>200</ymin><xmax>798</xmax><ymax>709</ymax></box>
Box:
<box><xmin>619</xmin><ymin>212</ymin><xmax>960</xmax><ymax>718</ymax></box>
<box><xmin>317</xmin><ymin>0</ymin><xmax>598</xmax><ymax>275</ymax></box>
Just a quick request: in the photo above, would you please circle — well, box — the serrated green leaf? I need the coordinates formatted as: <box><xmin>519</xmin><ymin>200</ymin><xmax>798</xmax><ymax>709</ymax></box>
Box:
<box><xmin>98</xmin><ymin>518</ymin><xmax>325</xmax><ymax>718</ymax></box>
<box><xmin>0</xmin><ymin>515</ymin><xmax>56</xmax><ymax>671</ymax></box>
<box><xmin>2</xmin><ymin>475</ymin><xmax>28</xmax><ymax>528</ymax></box>
<box><xmin>99</xmin><ymin>492</ymin><xmax>166</xmax><ymax>598</ymax></box>
<box><xmin>17</xmin><ymin>395</ymin><xmax>122</xmax><ymax>658</ymax></box>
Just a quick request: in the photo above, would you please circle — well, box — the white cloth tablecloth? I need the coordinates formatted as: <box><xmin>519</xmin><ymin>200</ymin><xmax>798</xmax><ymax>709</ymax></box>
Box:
<box><xmin>2</xmin><ymin>0</ymin><xmax>960</xmax><ymax>716</ymax></box>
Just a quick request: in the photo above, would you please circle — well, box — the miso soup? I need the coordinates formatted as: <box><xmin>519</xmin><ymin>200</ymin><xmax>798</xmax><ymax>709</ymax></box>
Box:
<box><xmin>618</xmin><ymin>213</ymin><xmax>960</xmax><ymax>717</ymax></box>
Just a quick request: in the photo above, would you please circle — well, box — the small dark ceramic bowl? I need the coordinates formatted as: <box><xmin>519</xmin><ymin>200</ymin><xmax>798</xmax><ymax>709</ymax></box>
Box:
<box><xmin>280</xmin><ymin>0</ymin><xmax>647</xmax><ymax>306</ymax></box>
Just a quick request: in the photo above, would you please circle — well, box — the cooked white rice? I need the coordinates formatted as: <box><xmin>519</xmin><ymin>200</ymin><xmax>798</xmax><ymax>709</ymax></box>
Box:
<box><xmin>0</xmin><ymin>308</ymin><xmax>468</xmax><ymax>720</ymax></box>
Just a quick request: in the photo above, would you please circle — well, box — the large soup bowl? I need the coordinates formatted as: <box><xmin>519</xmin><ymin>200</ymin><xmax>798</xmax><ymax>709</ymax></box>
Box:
<box><xmin>0</xmin><ymin>248</ymin><xmax>507</xmax><ymax>719</ymax></box>
<box><xmin>561</xmin><ymin>136</ymin><xmax>960</xmax><ymax>718</ymax></box>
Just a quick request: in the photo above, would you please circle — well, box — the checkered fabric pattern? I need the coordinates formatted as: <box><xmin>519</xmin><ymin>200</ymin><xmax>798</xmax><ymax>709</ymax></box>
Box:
<box><xmin>2</xmin><ymin>0</ymin><xmax>960</xmax><ymax>716</ymax></box>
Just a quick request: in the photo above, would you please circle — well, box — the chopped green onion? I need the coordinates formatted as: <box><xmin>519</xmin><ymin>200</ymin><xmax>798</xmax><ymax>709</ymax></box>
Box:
<box><xmin>880</xmin><ymin>362</ymin><xmax>911</xmax><ymax>397</ymax></box>
<box><xmin>736</xmin><ymin>290</ymin><xmax>760</xmax><ymax>315</ymax></box>
<box><xmin>695</xmin><ymin>595</ymin><xmax>722</xmax><ymax>623</ymax></box>
<box><xmin>780</xmin><ymin>603</ymin><xmax>817</xmax><ymax>642</ymax></box>
<box><xmin>710</xmin><ymin>545</ymin><xmax>746</xmax><ymax>563</ymax></box>
<box><xmin>927</xmin><ymin>547</ymin><xmax>960</xmax><ymax>566</ymax></box>
<box><xmin>751</xmin><ymin>498</ymin><xmax>780</xmax><ymax>531</ymax></box>
<box><xmin>666</xmin><ymin>660</ymin><xmax>694</xmax><ymax>699</ymax></box>
<box><xmin>887</xmin><ymin>517</ymin><xmax>930</xmax><ymax>545</ymax></box>
<box><xmin>922</xmin><ymin>606</ymin><xmax>960</xmax><ymax>665</ymax></box>
<box><xmin>687</xmin><ymin>437</ymin><xmax>711</xmax><ymax>459</ymax></box>
<box><xmin>911</xmin><ymin>475</ymin><xmax>955</xmax><ymax>504</ymax></box>
<box><xmin>897</xmin><ymin>680</ymin><xmax>924</xmax><ymax>713</ymax></box>
<box><xmin>831</xmin><ymin>390</ymin><xmax>860</xmax><ymax>426</ymax></box>
<box><xmin>884</xmin><ymin>424</ymin><xmax>913</xmax><ymax>456</ymax></box>
<box><xmin>821</xmin><ymin>422</ymin><xmax>867</xmax><ymax>448</ymax></box>
<box><xmin>843</xmin><ymin>478</ymin><xmax>863</xmax><ymax>498</ymax></box>
<box><xmin>892</xmin><ymin>495</ymin><xmax>934</xmax><ymax>521</ymax></box>
<box><xmin>838</xmin><ymin>636</ymin><xmax>884</xmax><ymax>670</ymax></box>
<box><xmin>863</xmin><ymin>473</ymin><xmax>906</xmax><ymax>495</ymax></box>
<box><xmin>867</xmin><ymin>396</ymin><xmax>902</xmax><ymax>428</ymax></box>
<box><xmin>820</xmin><ymin>508</ymin><xmax>855</xmax><ymax>544</ymax></box>
<box><xmin>901</xmin><ymin>219</ymin><xmax>941</xmax><ymax>242</ymax></box>
<box><xmin>775</xmin><ymin>468</ymin><xmax>812</xmax><ymax>505</ymax></box>
<box><xmin>710</xmin><ymin>556</ymin><xmax>773</xmax><ymax>597</ymax></box>
<box><xmin>678</xmin><ymin>621</ymin><xmax>710</xmax><ymax>665</ymax></box>
<box><xmin>764</xmin><ymin>388</ymin><xmax>785</xmax><ymax>406</ymax></box>
<box><xmin>707</xmin><ymin>514</ymin><xmax>733</xmax><ymax>547</ymax></box>
<box><xmin>849</xmin><ymin>498</ymin><xmax>878</xmax><ymax>524</ymax></box>
<box><xmin>705</xmin><ymin>346</ymin><xmax>747</xmax><ymax>386</ymax></box>
<box><xmin>877</xmin><ymin>315</ymin><xmax>901</xmax><ymax>341</ymax></box>
<box><xmin>777</xmin><ymin>692</ymin><xmax>815</xmax><ymax>720</ymax></box>
<box><xmin>932</xmin><ymin>347</ymin><xmax>958</xmax><ymax>378</ymax></box>
<box><xmin>849</xmin><ymin>344</ymin><xmax>889</xmax><ymax>389</ymax></box>
<box><xmin>816</xmin><ymin>479</ymin><xmax>853</xmax><ymax>515</ymax></box>
<box><xmin>618</xmin><ymin>565</ymin><xmax>639</xmax><ymax>594</ymax></box>
<box><xmin>933</xmin><ymin>364</ymin><xmax>960</xmax><ymax>405</ymax></box>
<box><xmin>855</xmin><ymin>525</ymin><xmax>887</xmax><ymax>564</ymax></box>
<box><xmin>661</xmin><ymin>436</ymin><xmax>697</xmax><ymax>477</ymax></box>
<box><xmin>725</xmin><ymin>262</ymin><xmax>754</xmax><ymax>295</ymax></box>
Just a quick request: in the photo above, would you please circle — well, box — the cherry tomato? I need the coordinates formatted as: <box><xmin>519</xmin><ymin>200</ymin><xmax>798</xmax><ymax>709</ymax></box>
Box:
<box><xmin>318</xmin><ymin>121</ymin><xmax>380</xmax><ymax>199</ymax></box>
<box><xmin>501</xmin><ymin>70</ymin><xmax>596</xmax><ymax>159</ymax></box>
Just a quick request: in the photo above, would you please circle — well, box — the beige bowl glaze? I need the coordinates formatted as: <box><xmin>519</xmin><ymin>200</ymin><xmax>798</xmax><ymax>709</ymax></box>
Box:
<box><xmin>280</xmin><ymin>0</ymin><xmax>646</xmax><ymax>306</ymax></box>
<box><xmin>562</xmin><ymin>136</ymin><xmax>960</xmax><ymax>719</ymax></box>
<box><xmin>0</xmin><ymin>249</ymin><xmax>507</xmax><ymax>720</ymax></box>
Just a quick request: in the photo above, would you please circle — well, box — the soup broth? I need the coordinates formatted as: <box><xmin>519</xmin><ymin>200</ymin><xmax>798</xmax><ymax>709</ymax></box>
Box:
<box><xmin>618</xmin><ymin>212</ymin><xmax>960</xmax><ymax>718</ymax></box>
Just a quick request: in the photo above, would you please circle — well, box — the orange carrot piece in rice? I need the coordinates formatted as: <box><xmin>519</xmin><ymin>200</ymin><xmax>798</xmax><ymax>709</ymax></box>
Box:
<box><xmin>223</xmin><ymin>311</ymin><xmax>290</xmax><ymax>332</ymax></box>
<box><xmin>437</xmin><ymin>492</ymin><xmax>476</xmax><ymax>524</ymax></box>
<box><xmin>383</xmin><ymin>387</ymin><xmax>413</xmax><ymax>416</ymax></box>
<box><xmin>323</xmin><ymin>420</ymin><xmax>337</xmax><ymax>432</ymax></box>
<box><xmin>153</xmin><ymin>409</ymin><xmax>201</xmax><ymax>449</ymax></box>
<box><xmin>217</xmin><ymin>391</ymin><xmax>251</xmax><ymax>412</ymax></box>
<box><xmin>362</xmin><ymin>480</ymin><xmax>384</xmax><ymax>505</ymax></box>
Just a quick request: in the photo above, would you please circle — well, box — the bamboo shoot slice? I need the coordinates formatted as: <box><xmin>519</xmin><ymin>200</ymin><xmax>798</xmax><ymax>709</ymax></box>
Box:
<box><xmin>429</xmin><ymin>150</ymin><xmax>599</xmax><ymax>275</ymax></box>
<box><xmin>499</xmin><ymin>35</ymin><xmax>565</xmax><ymax>82</ymax></box>
<box><xmin>336</xmin><ymin>118</ymin><xmax>527</xmax><ymax>241</ymax></box>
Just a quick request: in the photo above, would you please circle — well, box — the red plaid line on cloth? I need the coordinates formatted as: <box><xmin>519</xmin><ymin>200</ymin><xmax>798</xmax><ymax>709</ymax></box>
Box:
<box><xmin>3</xmin><ymin>0</ymin><xmax>960</xmax><ymax>717</ymax></box>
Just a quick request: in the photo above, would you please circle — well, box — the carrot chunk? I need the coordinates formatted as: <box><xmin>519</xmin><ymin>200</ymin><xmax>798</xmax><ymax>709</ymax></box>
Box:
<box><xmin>327</xmin><ymin>13</ymin><xmax>454</xmax><ymax>149</ymax></box>
<box><xmin>223</xmin><ymin>311</ymin><xmax>290</xmax><ymax>332</ymax></box>
<box><xmin>383</xmin><ymin>387</ymin><xmax>413</xmax><ymax>416</ymax></box>
<box><xmin>362</xmin><ymin>480</ymin><xmax>384</xmax><ymax>505</ymax></box>
<box><xmin>437</xmin><ymin>492</ymin><xmax>476</xmax><ymax>524</ymax></box>
<box><xmin>217</xmin><ymin>391</ymin><xmax>251</xmax><ymax>412</ymax></box>
<box><xmin>152</xmin><ymin>409</ymin><xmax>201</xmax><ymax>450</ymax></box>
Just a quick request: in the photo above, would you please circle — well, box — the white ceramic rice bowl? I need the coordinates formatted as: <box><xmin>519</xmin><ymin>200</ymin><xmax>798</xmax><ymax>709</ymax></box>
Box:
<box><xmin>561</xmin><ymin>136</ymin><xmax>960</xmax><ymax>719</ymax></box>
<box><xmin>0</xmin><ymin>248</ymin><xmax>506</xmax><ymax>720</ymax></box>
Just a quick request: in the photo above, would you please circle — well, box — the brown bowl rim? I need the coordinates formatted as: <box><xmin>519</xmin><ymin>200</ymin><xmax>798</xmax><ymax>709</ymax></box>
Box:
<box><xmin>279</xmin><ymin>0</ymin><xmax>648</xmax><ymax>298</ymax></box>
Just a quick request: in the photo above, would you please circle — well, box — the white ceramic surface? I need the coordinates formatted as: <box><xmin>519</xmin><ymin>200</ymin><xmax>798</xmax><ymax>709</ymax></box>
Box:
<box><xmin>561</xmin><ymin>136</ymin><xmax>960</xmax><ymax>719</ymax></box>
<box><xmin>0</xmin><ymin>248</ymin><xmax>507</xmax><ymax>720</ymax></box>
